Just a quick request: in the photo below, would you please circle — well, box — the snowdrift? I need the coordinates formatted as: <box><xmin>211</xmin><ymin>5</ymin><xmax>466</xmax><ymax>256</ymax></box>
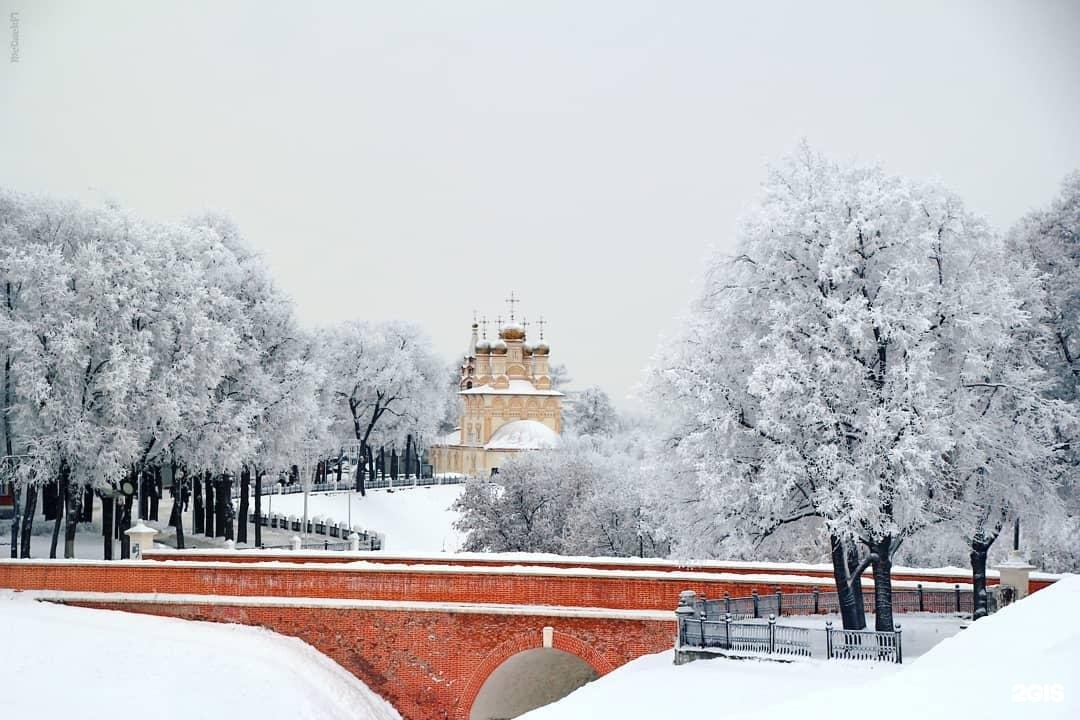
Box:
<box><xmin>0</xmin><ymin>591</ymin><xmax>402</xmax><ymax>720</ymax></box>
<box><xmin>523</xmin><ymin>575</ymin><xmax>1080</xmax><ymax>719</ymax></box>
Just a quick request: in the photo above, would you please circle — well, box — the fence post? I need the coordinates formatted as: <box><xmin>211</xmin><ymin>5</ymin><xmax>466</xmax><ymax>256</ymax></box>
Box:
<box><xmin>768</xmin><ymin>613</ymin><xmax>776</xmax><ymax>654</ymax></box>
<box><xmin>825</xmin><ymin>620</ymin><xmax>833</xmax><ymax>660</ymax></box>
<box><xmin>775</xmin><ymin>587</ymin><xmax>783</xmax><ymax>617</ymax></box>
<box><xmin>917</xmin><ymin>583</ymin><xmax>924</xmax><ymax>612</ymax></box>
<box><xmin>752</xmin><ymin>589</ymin><xmax>760</xmax><ymax>618</ymax></box>
<box><xmin>723</xmin><ymin>612</ymin><xmax>732</xmax><ymax>650</ymax></box>
<box><xmin>895</xmin><ymin>624</ymin><xmax>903</xmax><ymax>664</ymax></box>
<box><xmin>813</xmin><ymin>586</ymin><xmax>820</xmax><ymax>614</ymax></box>
<box><xmin>674</xmin><ymin>592</ymin><xmax>697</xmax><ymax>662</ymax></box>
<box><xmin>955</xmin><ymin>584</ymin><xmax>961</xmax><ymax>613</ymax></box>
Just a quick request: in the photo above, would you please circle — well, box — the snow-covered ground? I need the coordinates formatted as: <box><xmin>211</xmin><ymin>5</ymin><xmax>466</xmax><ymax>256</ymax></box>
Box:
<box><xmin>1</xmin><ymin>483</ymin><xmax>466</xmax><ymax>558</ymax></box>
<box><xmin>523</xmin><ymin>575</ymin><xmax>1080</xmax><ymax>719</ymax></box>
<box><xmin>266</xmin><ymin>484</ymin><xmax>466</xmax><ymax>552</ymax></box>
<box><xmin>0</xmin><ymin>591</ymin><xmax>402</xmax><ymax>720</ymax></box>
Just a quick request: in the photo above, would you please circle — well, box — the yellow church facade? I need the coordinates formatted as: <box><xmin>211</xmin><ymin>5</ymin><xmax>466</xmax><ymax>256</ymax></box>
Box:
<box><xmin>429</xmin><ymin>317</ymin><xmax>563</xmax><ymax>477</ymax></box>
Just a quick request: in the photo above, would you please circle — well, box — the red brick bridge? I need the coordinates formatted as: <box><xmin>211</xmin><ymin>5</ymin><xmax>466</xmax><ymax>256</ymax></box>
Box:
<box><xmin>0</xmin><ymin>550</ymin><xmax>1050</xmax><ymax>720</ymax></box>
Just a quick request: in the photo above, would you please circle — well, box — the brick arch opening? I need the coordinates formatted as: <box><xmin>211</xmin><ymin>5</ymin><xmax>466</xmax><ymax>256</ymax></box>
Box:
<box><xmin>454</xmin><ymin>630</ymin><xmax>611</xmax><ymax>720</ymax></box>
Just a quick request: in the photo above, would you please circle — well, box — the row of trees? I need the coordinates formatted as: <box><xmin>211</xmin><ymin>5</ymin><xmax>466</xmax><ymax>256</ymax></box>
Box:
<box><xmin>453</xmin><ymin>149</ymin><xmax>1078</xmax><ymax>631</ymax></box>
<box><xmin>1</xmin><ymin>191</ymin><xmax>447</xmax><ymax>558</ymax></box>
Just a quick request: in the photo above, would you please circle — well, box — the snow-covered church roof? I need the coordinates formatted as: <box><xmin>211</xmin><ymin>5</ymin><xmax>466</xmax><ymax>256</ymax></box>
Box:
<box><xmin>484</xmin><ymin>420</ymin><xmax>560</xmax><ymax>450</ymax></box>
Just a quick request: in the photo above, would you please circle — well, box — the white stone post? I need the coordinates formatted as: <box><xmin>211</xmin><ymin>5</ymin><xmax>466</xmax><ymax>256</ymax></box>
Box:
<box><xmin>995</xmin><ymin>550</ymin><xmax>1037</xmax><ymax>600</ymax></box>
<box><xmin>124</xmin><ymin>521</ymin><xmax>157</xmax><ymax>560</ymax></box>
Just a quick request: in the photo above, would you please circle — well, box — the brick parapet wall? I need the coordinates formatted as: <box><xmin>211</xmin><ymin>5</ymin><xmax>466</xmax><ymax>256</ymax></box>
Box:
<box><xmin>142</xmin><ymin>549</ymin><xmax>1058</xmax><ymax>591</ymax></box>
<box><xmin>0</xmin><ymin>559</ymin><xmax>839</xmax><ymax>611</ymax></box>
<box><xmin>51</xmin><ymin>595</ymin><xmax>674</xmax><ymax>720</ymax></box>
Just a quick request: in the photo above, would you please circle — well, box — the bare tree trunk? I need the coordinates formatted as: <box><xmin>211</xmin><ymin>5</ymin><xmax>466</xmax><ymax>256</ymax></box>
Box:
<box><xmin>846</xmin><ymin>540</ymin><xmax>868</xmax><ymax>629</ymax></box>
<box><xmin>192</xmin><ymin>475</ymin><xmax>204</xmax><ymax>535</ymax></box>
<box><xmin>19</xmin><ymin>483</ymin><xmax>36</xmax><ymax>558</ymax></box>
<box><xmin>253</xmin><ymin>467</ymin><xmax>262</xmax><ymax>548</ymax></box>
<box><xmin>119</xmin><ymin>495</ymin><xmax>132</xmax><ymax>559</ymax></box>
<box><xmin>870</xmin><ymin>535</ymin><xmax>895</xmax><ymax>631</ymax></box>
<box><xmin>102</xmin><ymin>493</ymin><xmax>114</xmax><ymax>560</ymax></box>
<box><xmin>830</xmin><ymin>534</ymin><xmax>867</xmax><ymax>630</ymax></box>
<box><xmin>9</xmin><ymin>483</ymin><xmax>20</xmax><ymax>559</ymax></box>
<box><xmin>169</xmin><ymin>462</ymin><xmax>185</xmax><ymax>550</ymax></box>
<box><xmin>149</xmin><ymin>466</ymin><xmax>160</xmax><ymax>522</ymax></box>
<box><xmin>237</xmin><ymin>466</ymin><xmax>249</xmax><ymax>545</ymax></box>
<box><xmin>204</xmin><ymin>472</ymin><xmax>214</xmax><ymax>537</ymax></box>
<box><xmin>219</xmin><ymin>473</ymin><xmax>233</xmax><ymax>541</ymax></box>
<box><xmin>63</xmin><ymin>478</ymin><xmax>81</xmax><ymax>559</ymax></box>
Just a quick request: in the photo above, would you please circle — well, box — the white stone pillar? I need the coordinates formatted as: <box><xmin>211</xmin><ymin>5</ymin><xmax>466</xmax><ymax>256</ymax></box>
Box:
<box><xmin>995</xmin><ymin>550</ymin><xmax>1037</xmax><ymax>600</ymax></box>
<box><xmin>124</xmin><ymin>521</ymin><xmax>157</xmax><ymax>560</ymax></box>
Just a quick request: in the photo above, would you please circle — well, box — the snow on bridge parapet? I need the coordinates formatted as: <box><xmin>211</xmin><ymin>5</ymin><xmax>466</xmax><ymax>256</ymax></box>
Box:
<box><xmin>141</xmin><ymin>548</ymin><xmax>1063</xmax><ymax>591</ymax></box>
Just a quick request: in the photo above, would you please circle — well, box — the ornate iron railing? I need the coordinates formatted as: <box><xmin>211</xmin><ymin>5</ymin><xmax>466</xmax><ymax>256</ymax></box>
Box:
<box><xmin>677</xmin><ymin>611</ymin><xmax>812</xmax><ymax>659</ymax></box>
<box><xmin>825</xmin><ymin>621</ymin><xmax>902</xmax><ymax>663</ymax></box>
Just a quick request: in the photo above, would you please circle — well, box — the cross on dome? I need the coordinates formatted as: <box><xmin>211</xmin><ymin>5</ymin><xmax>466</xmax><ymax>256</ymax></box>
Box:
<box><xmin>505</xmin><ymin>291</ymin><xmax>520</xmax><ymax>322</ymax></box>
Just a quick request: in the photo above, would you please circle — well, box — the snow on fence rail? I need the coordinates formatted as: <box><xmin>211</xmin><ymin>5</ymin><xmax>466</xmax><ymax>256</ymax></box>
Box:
<box><xmin>696</xmin><ymin>584</ymin><xmax>972</xmax><ymax>620</ymax></box>
<box><xmin>825</xmin><ymin>621</ymin><xmax>903</xmax><ymax>663</ymax></box>
<box><xmin>676</xmin><ymin>586</ymin><xmax>947</xmax><ymax>665</ymax></box>
<box><xmin>249</xmin><ymin>512</ymin><xmax>383</xmax><ymax>551</ymax></box>
<box><xmin>233</xmin><ymin>475</ymin><xmax>467</xmax><ymax>499</ymax></box>
<box><xmin>678</xmin><ymin>611</ymin><xmax>813</xmax><ymax>659</ymax></box>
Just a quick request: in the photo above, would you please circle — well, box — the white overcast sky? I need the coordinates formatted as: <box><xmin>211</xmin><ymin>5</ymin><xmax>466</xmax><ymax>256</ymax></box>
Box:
<box><xmin>1</xmin><ymin>1</ymin><xmax>1078</xmax><ymax>405</ymax></box>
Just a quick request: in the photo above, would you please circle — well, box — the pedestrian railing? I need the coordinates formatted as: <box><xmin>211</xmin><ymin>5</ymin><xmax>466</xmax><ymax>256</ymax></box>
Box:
<box><xmin>692</xmin><ymin>584</ymin><xmax>971</xmax><ymax>622</ymax></box>
<box><xmin>676</xmin><ymin>609</ymin><xmax>811</xmax><ymax>659</ymax></box>
<box><xmin>248</xmin><ymin>511</ymin><xmax>383</xmax><ymax>551</ymax></box>
<box><xmin>825</xmin><ymin>621</ymin><xmax>902</xmax><ymax>663</ymax></box>
<box><xmin>676</xmin><ymin>584</ymin><xmax>954</xmax><ymax>665</ymax></box>
<box><xmin>233</xmin><ymin>475</ymin><xmax>467</xmax><ymax>498</ymax></box>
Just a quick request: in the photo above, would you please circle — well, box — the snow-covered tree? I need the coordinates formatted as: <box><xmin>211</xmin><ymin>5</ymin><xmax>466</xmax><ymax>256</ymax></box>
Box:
<box><xmin>563</xmin><ymin>386</ymin><xmax>620</xmax><ymax>437</ymax></box>
<box><xmin>648</xmin><ymin>145</ymin><xmax>1065</xmax><ymax>629</ymax></box>
<box><xmin>453</xmin><ymin>433</ymin><xmax>664</xmax><ymax>557</ymax></box>
<box><xmin>323</xmin><ymin>320</ymin><xmax>445</xmax><ymax>494</ymax></box>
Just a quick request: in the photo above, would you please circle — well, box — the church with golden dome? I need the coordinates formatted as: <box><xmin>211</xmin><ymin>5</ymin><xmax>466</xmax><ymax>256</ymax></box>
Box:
<box><xmin>429</xmin><ymin>296</ymin><xmax>564</xmax><ymax>477</ymax></box>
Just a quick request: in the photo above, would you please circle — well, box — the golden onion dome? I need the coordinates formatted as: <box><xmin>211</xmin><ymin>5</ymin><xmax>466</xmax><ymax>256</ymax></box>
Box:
<box><xmin>499</xmin><ymin>323</ymin><xmax>526</xmax><ymax>341</ymax></box>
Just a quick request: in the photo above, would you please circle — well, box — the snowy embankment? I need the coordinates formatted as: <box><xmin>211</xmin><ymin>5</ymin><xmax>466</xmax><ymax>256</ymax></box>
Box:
<box><xmin>523</xmin><ymin>575</ymin><xmax>1080</xmax><ymax>720</ymax></box>
<box><xmin>0</xmin><ymin>591</ymin><xmax>402</xmax><ymax>720</ymax></box>
<box><xmin>265</xmin><ymin>484</ymin><xmax>466</xmax><ymax>552</ymax></box>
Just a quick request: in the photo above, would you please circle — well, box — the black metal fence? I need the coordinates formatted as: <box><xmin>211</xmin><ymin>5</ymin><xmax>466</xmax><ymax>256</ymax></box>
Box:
<box><xmin>677</xmin><ymin>583</ymin><xmax>963</xmax><ymax>665</ymax></box>
<box><xmin>693</xmin><ymin>585</ymin><xmax>972</xmax><ymax>622</ymax></box>
<box><xmin>235</xmin><ymin>475</ymin><xmax>467</xmax><ymax>499</ymax></box>
<box><xmin>825</xmin><ymin>621</ymin><xmax>903</xmax><ymax>663</ymax></box>
<box><xmin>249</xmin><ymin>512</ymin><xmax>383</xmax><ymax>551</ymax></box>
<box><xmin>678</xmin><ymin>612</ymin><xmax>812</xmax><ymax>658</ymax></box>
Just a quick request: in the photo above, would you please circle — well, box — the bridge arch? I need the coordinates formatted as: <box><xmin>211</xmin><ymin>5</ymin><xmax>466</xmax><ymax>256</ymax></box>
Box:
<box><xmin>454</xmin><ymin>629</ymin><xmax>614</xmax><ymax>720</ymax></box>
